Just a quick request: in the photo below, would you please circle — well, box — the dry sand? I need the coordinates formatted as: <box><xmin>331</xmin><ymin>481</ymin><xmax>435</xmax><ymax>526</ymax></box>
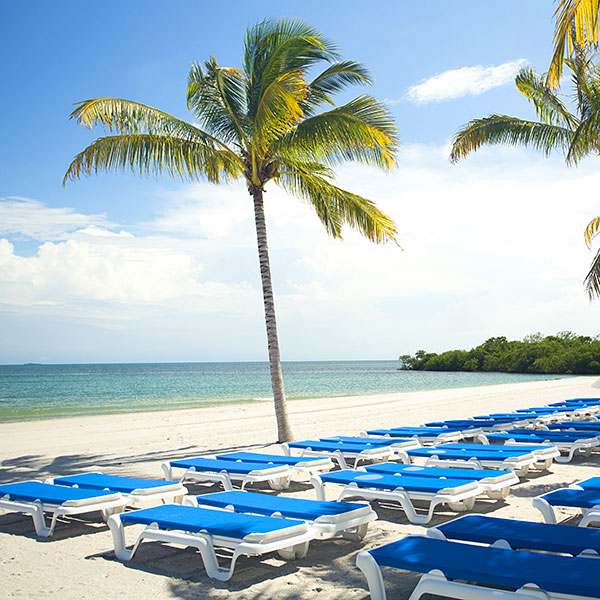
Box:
<box><xmin>1</xmin><ymin>375</ymin><xmax>599</xmax><ymax>599</ymax></box>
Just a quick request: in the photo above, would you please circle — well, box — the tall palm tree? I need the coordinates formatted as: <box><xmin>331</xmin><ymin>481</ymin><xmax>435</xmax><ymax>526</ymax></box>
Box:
<box><xmin>450</xmin><ymin>53</ymin><xmax>600</xmax><ymax>299</ymax></box>
<box><xmin>547</xmin><ymin>0</ymin><xmax>600</xmax><ymax>88</ymax></box>
<box><xmin>63</xmin><ymin>18</ymin><xmax>399</xmax><ymax>442</ymax></box>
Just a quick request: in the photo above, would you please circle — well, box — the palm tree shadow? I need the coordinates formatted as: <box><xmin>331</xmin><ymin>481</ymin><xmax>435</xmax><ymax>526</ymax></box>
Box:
<box><xmin>0</xmin><ymin>441</ymin><xmax>280</xmax><ymax>484</ymax></box>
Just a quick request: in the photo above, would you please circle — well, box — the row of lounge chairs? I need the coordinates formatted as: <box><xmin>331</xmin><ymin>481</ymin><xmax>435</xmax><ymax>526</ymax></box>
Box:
<box><xmin>358</xmin><ymin>396</ymin><xmax>600</xmax><ymax>599</ymax></box>
<box><xmin>2</xmin><ymin>396</ymin><xmax>600</xmax><ymax>596</ymax></box>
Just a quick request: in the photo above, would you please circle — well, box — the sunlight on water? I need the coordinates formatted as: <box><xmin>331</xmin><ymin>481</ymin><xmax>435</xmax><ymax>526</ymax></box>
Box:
<box><xmin>0</xmin><ymin>361</ymin><xmax>570</xmax><ymax>422</ymax></box>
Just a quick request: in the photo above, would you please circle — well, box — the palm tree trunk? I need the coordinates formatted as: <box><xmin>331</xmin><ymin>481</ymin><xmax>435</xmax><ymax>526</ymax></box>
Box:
<box><xmin>251</xmin><ymin>186</ymin><xmax>294</xmax><ymax>442</ymax></box>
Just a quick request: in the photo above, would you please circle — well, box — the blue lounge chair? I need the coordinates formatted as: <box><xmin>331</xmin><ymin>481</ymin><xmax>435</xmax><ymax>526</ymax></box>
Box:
<box><xmin>282</xmin><ymin>439</ymin><xmax>395</xmax><ymax>469</ymax></box>
<box><xmin>397</xmin><ymin>444</ymin><xmax>541</xmax><ymax>476</ymax></box>
<box><xmin>161</xmin><ymin>457</ymin><xmax>292</xmax><ymax>490</ymax></box>
<box><xmin>188</xmin><ymin>489</ymin><xmax>377</xmax><ymax>540</ymax></box>
<box><xmin>425</xmin><ymin>418</ymin><xmax>518</xmax><ymax>431</ymax></box>
<box><xmin>363</xmin><ymin>427</ymin><xmax>464</xmax><ymax>444</ymax></box>
<box><xmin>214</xmin><ymin>451</ymin><xmax>334</xmax><ymax>479</ymax></box>
<box><xmin>108</xmin><ymin>504</ymin><xmax>311</xmax><ymax>581</ymax></box>
<box><xmin>320</xmin><ymin>435</ymin><xmax>421</xmax><ymax>451</ymax></box>
<box><xmin>363</xmin><ymin>462</ymin><xmax>518</xmax><ymax>499</ymax></box>
<box><xmin>0</xmin><ymin>480</ymin><xmax>125</xmax><ymax>537</ymax></box>
<box><xmin>429</xmin><ymin>513</ymin><xmax>600</xmax><ymax>556</ymax></box>
<box><xmin>549</xmin><ymin>398</ymin><xmax>600</xmax><ymax>406</ymax></box>
<box><xmin>547</xmin><ymin>421</ymin><xmax>600</xmax><ymax>431</ymax></box>
<box><xmin>480</xmin><ymin>430</ymin><xmax>598</xmax><ymax>463</ymax></box>
<box><xmin>442</xmin><ymin>440</ymin><xmax>559</xmax><ymax>469</ymax></box>
<box><xmin>48</xmin><ymin>472</ymin><xmax>187</xmax><ymax>506</ymax></box>
<box><xmin>356</xmin><ymin>534</ymin><xmax>600</xmax><ymax>600</ymax></box>
<box><xmin>534</xmin><ymin>486</ymin><xmax>600</xmax><ymax>526</ymax></box>
<box><xmin>310</xmin><ymin>470</ymin><xmax>481</xmax><ymax>524</ymax></box>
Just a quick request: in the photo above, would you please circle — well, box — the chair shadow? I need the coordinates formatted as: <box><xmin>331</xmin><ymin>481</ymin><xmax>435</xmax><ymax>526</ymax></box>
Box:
<box><xmin>0</xmin><ymin>441</ymin><xmax>280</xmax><ymax>484</ymax></box>
<box><xmin>0</xmin><ymin>511</ymin><xmax>110</xmax><ymax>541</ymax></box>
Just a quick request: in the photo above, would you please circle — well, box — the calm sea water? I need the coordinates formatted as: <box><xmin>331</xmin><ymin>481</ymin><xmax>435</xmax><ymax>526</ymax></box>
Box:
<box><xmin>0</xmin><ymin>361</ymin><xmax>568</xmax><ymax>423</ymax></box>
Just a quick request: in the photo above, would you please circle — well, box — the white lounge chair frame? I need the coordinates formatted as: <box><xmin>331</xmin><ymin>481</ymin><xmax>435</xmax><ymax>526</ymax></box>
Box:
<box><xmin>161</xmin><ymin>459</ymin><xmax>292</xmax><ymax>491</ymax></box>
<box><xmin>46</xmin><ymin>473</ymin><xmax>188</xmax><ymax>507</ymax></box>
<box><xmin>310</xmin><ymin>474</ymin><xmax>481</xmax><ymax>525</ymax></box>
<box><xmin>184</xmin><ymin>495</ymin><xmax>377</xmax><ymax>541</ymax></box>
<box><xmin>396</xmin><ymin>449</ymin><xmax>538</xmax><ymax>477</ymax></box>
<box><xmin>533</xmin><ymin>487</ymin><xmax>600</xmax><ymax>527</ymax></box>
<box><xmin>107</xmin><ymin>512</ymin><xmax>312</xmax><ymax>581</ymax></box>
<box><xmin>480</xmin><ymin>434</ymin><xmax>596</xmax><ymax>464</ymax></box>
<box><xmin>355</xmin><ymin>548</ymin><xmax>596</xmax><ymax>600</ymax></box>
<box><xmin>281</xmin><ymin>443</ymin><xmax>396</xmax><ymax>469</ymax></box>
<box><xmin>0</xmin><ymin>480</ymin><xmax>125</xmax><ymax>537</ymax></box>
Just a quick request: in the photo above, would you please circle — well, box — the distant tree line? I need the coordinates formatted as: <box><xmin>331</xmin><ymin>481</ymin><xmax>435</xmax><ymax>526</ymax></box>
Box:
<box><xmin>399</xmin><ymin>332</ymin><xmax>600</xmax><ymax>375</ymax></box>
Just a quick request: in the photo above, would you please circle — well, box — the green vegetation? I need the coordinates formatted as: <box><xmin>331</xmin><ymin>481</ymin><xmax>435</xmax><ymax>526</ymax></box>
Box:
<box><xmin>399</xmin><ymin>332</ymin><xmax>600</xmax><ymax>374</ymax></box>
<box><xmin>64</xmin><ymin>18</ymin><xmax>399</xmax><ymax>442</ymax></box>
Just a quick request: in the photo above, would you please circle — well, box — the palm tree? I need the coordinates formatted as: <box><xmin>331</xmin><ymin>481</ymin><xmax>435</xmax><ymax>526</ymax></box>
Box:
<box><xmin>450</xmin><ymin>53</ymin><xmax>600</xmax><ymax>299</ymax></box>
<box><xmin>547</xmin><ymin>0</ymin><xmax>600</xmax><ymax>88</ymax></box>
<box><xmin>63</xmin><ymin>18</ymin><xmax>399</xmax><ymax>442</ymax></box>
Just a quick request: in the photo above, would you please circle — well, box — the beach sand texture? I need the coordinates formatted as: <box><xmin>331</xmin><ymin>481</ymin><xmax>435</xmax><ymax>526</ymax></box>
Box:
<box><xmin>1</xmin><ymin>375</ymin><xmax>599</xmax><ymax>599</ymax></box>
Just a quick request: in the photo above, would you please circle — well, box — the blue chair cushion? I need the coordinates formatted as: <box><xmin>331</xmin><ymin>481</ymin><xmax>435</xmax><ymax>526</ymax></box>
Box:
<box><xmin>120</xmin><ymin>504</ymin><xmax>304</xmax><ymax>537</ymax></box>
<box><xmin>541</xmin><ymin>488</ymin><xmax>600</xmax><ymax>508</ymax></box>
<box><xmin>364</xmin><ymin>463</ymin><xmax>511</xmax><ymax>481</ymax></box>
<box><xmin>436</xmin><ymin>514</ymin><xmax>600</xmax><ymax>555</ymax></box>
<box><xmin>53</xmin><ymin>473</ymin><xmax>177</xmax><ymax>493</ymax></box>
<box><xmin>0</xmin><ymin>481</ymin><xmax>116</xmax><ymax>504</ymax></box>
<box><xmin>368</xmin><ymin>536</ymin><xmax>600</xmax><ymax>597</ymax></box>
<box><xmin>319</xmin><ymin>470</ymin><xmax>474</xmax><ymax>492</ymax></box>
<box><xmin>169</xmin><ymin>457</ymin><xmax>282</xmax><ymax>474</ymax></box>
<box><xmin>215</xmin><ymin>452</ymin><xmax>323</xmax><ymax>466</ymax></box>
<box><xmin>194</xmin><ymin>490</ymin><xmax>366</xmax><ymax>520</ymax></box>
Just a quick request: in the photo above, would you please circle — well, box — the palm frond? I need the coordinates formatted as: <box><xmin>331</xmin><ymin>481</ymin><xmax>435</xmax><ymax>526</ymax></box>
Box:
<box><xmin>585</xmin><ymin>215</ymin><xmax>600</xmax><ymax>247</ymax></box>
<box><xmin>279</xmin><ymin>95</ymin><xmax>398</xmax><ymax>170</ymax></box>
<box><xmin>515</xmin><ymin>68</ymin><xmax>578</xmax><ymax>128</ymax></box>
<box><xmin>63</xmin><ymin>134</ymin><xmax>243</xmax><ymax>185</ymax></box>
<box><xmin>187</xmin><ymin>59</ymin><xmax>249</xmax><ymax>145</ymax></box>
<box><xmin>278</xmin><ymin>168</ymin><xmax>398</xmax><ymax>244</ymax></box>
<box><xmin>303</xmin><ymin>61</ymin><xmax>372</xmax><ymax>113</ymax></box>
<box><xmin>245</xmin><ymin>18</ymin><xmax>337</xmax><ymax>120</ymax></box>
<box><xmin>252</xmin><ymin>69</ymin><xmax>308</xmax><ymax>150</ymax></box>
<box><xmin>450</xmin><ymin>115</ymin><xmax>574</xmax><ymax>162</ymax></box>
<box><xmin>566</xmin><ymin>104</ymin><xmax>600</xmax><ymax>162</ymax></box>
<box><xmin>547</xmin><ymin>0</ymin><xmax>600</xmax><ymax>88</ymax></box>
<box><xmin>584</xmin><ymin>245</ymin><xmax>600</xmax><ymax>299</ymax></box>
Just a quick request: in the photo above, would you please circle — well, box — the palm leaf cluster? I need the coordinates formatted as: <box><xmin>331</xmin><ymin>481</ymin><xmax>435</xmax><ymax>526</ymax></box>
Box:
<box><xmin>450</xmin><ymin>52</ymin><xmax>600</xmax><ymax>298</ymax></box>
<box><xmin>547</xmin><ymin>0</ymin><xmax>600</xmax><ymax>88</ymax></box>
<box><xmin>64</xmin><ymin>18</ymin><xmax>399</xmax><ymax>244</ymax></box>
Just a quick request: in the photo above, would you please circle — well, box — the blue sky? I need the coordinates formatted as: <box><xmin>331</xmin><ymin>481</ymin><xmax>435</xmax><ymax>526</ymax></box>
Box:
<box><xmin>1</xmin><ymin>1</ymin><xmax>599</xmax><ymax>363</ymax></box>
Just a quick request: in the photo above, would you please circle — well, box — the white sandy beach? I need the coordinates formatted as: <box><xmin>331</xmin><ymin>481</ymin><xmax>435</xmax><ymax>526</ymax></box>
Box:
<box><xmin>1</xmin><ymin>375</ymin><xmax>599</xmax><ymax>599</ymax></box>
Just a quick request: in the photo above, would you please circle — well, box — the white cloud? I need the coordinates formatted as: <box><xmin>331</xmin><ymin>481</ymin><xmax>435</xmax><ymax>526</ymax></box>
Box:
<box><xmin>405</xmin><ymin>59</ymin><xmax>528</xmax><ymax>103</ymax></box>
<box><xmin>0</xmin><ymin>197</ymin><xmax>111</xmax><ymax>240</ymax></box>
<box><xmin>2</xmin><ymin>146</ymin><xmax>600</xmax><ymax>360</ymax></box>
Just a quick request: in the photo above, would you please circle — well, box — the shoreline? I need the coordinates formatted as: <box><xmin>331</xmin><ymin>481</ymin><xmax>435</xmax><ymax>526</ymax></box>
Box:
<box><xmin>2</xmin><ymin>375</ymin><xmax>600</xmax><ymax>599</ymax></box>
<box><xmin>0</xmin><ymin>371</ymin><xmax>578</xmax><ymax>425</ymax></box>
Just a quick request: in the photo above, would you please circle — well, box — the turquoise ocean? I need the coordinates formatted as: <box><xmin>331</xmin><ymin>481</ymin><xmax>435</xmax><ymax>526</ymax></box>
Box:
<box><xmin>0</xmin><ymin>361</ymin><xmax>570</xmax><ymax>423</ymax></box>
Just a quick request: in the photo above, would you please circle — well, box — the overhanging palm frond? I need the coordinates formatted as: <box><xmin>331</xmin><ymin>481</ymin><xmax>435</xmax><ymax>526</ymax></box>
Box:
<box><xmin>187</xmin><ymin>59</ymin><xmax>249</xmax><ymax>145</ymax></box>
<box><xmin>585</xmin><ymin>215</ymin><xmax>600</xmax><ymax>246</ymax></box>
<box><xmin>70</xmin><ymin>98</ymin><xmax>229</xmax><ymax>149</ymax></box>
<box><xmin>281</xmin><ymin>95</ymin><xmax>398</xmax><ymax>170</ymax></box>
<box><xmin>278</xmin><ymin>168</ymin><xmax>398</xmax><ymax>244</ymax></box>
<box><xmin>584</xmin><ymin>245</ymin><xmax>600</xmax><ymax>298</ymax></box>
<box><xmin>303</xmin><ymin>61</ymin><xmax>372</xmax><ymax>113</ymax></box>
<box><xmin>63</xmin><ymin>134</ymin><xmax>243</xmax><ymax>184</ymax></box>
<box><xmin>516</xmin><ymin>68</ymin><xmax>578</xmax><ymax>127</ymax></box>
<box><xmin>450</xmin><ymin>115</ymin><xmax>574</xmax><ymax>162</ymax></box>
<box><xmin>547</xmin><ymin>0</ymin><xmax>600</xmax><ymax>88</ymax></box>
